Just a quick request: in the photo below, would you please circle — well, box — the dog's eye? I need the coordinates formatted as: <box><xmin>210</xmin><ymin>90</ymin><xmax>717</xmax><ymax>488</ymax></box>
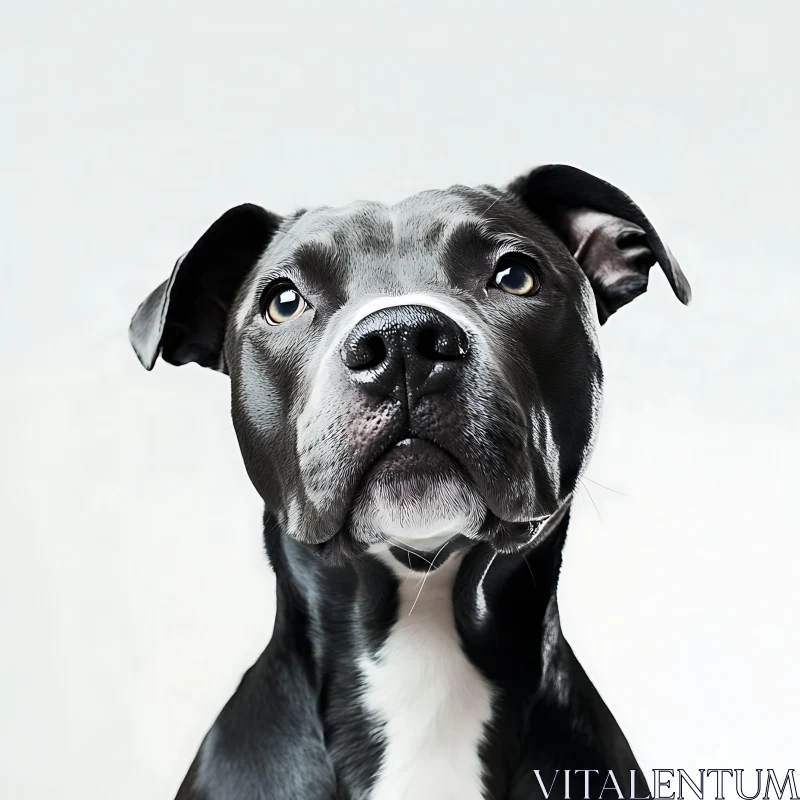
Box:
<box><xmin>263</xmin><ymin>283</ymin><xmax>308</xmax><ymax>325</ymax></box>
<box><xmin>491</xmin><ymin>256</ymin><xmax>541</xmax><ymax>296</ymax></box>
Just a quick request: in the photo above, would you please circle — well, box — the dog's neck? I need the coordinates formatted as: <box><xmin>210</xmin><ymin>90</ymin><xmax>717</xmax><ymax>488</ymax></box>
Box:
<box><xmin>253</xmin><ymin>513</ymin><xmax>576</xmax><ymax>797</ymax></box>
<box><xmin>264</xmin><ymin>510</ymin><xmax>569</xmax><ymax>686</ymax></box>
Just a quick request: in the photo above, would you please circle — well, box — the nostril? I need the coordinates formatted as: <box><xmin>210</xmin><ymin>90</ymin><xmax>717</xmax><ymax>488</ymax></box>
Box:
<box><xmin>343</xmin><ymin>333</ymin><xmax>387</xmax><ymax>370</ymax></box>
<box><xmin>416</xmin><ymin>326</ymin><xmax>469</xmax><ymax>361</ymax></box>
<box><xmin>416</xmin><ymin>328</ymin><xmax>439</xmax><ymax>361</ymax></box>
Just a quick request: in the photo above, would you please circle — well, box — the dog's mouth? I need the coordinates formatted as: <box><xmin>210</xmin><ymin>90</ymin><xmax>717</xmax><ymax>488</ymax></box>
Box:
<box><xmin>310</xmin><ymin>432</ymin><xmax>563</xmax><ymax>566</ymax></box>
<box><xmin>365</xmin><ymin>433</ymin><xmax>463</xmax><ymax>477</ymax></box>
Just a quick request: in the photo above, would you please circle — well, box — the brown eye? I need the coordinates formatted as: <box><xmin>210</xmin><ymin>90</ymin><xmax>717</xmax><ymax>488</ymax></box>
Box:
<box><xmin>263</xmin><ymin>283</ymin><xmax>307</xmax><ymax>325</ymax></box>
<box><xmin>492</xmin><ymin>256</ymin><xmax>541</xmax><ymax>296</ymax></box>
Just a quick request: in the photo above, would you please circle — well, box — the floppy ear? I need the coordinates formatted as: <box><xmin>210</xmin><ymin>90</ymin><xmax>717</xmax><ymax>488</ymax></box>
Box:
<box><xmin>129</xmin><ymin>204</ymin><xmax>282</xmax><ymax>371</ymax></box>
<box><xmin>508</xmin><ymin>164</ymin><xmax>691</xmax><ymax>323</ymax></box>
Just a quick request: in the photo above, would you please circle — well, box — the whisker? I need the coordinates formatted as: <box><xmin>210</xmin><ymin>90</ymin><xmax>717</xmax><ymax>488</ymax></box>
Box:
<box><xmin>384</xmin><ymin>537</ymin><xmax>435</xmax><ymax>568</ymax></box>
<box><xmin>263</xmin><ymin>517</ymin><xmax>282</xmax><ymax>538</ymax></box>
<box><xmin>408</xmin><ymin>540</ymin><xmax>450</xmax><ymax>616</ymax></box>
<box><xmin>476</xmin><ymin>193</ymin><xmax>503</xmax><ymax>223</ymax></box>
<box><xmin>383</xmin><ymin>536</ymin><xmax>432</xmax><ymax>584</ymax></box>
<box><xmin>583</xmin><ymin>475</ymin><xmax>627</xmax><ymax>496</ymax></box>
<box><xmin>579</xmin><ymin>478</ymin><xmax>603</xmax><ymax>523</ymax></box>
<box><xmin>521</xmin><ymin>552</ymin><xmax>537</xmax><ymax>590</ymax></box>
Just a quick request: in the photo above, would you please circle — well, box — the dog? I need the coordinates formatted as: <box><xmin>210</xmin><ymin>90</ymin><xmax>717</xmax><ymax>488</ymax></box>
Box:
<box><xmin>129</xmin><ymin>164</ymin><xmax>690</xmax><ymax>800</ymax></box>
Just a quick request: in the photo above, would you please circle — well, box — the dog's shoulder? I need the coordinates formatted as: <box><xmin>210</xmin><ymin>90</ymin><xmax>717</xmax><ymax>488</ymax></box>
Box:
<box><xmin>173</xmin><ymin>645</ymin><xmax>338</xmax><ymax>800</ymax></box>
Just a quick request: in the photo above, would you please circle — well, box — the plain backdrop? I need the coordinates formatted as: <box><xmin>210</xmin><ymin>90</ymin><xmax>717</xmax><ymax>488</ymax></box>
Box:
<box><xmin>2</xmin><ymin>1</ymin><xmax>798</xmax><ymax>797</ymax></box>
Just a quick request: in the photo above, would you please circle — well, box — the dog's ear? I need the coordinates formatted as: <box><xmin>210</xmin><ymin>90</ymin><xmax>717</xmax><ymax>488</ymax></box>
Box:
<box><xmin>129</xmin><ymin>204</ymin><xmax>282</xmax><ymax>371</ymax></box>
<box><xmin>508</xmin><ymin>164</ymin><xmax>691</xmax><ymax>323</ymax></box>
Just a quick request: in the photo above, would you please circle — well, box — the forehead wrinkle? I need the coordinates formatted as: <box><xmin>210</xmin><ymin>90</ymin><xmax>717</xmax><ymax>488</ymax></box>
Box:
<box><xmin>388</xmin><ymin>193</ymin><xmax>483</xmax><ymax>258</ymax></box>
<box><xmin>332</xmin><ymin>207</ymin><xmax>394</xmax><ymax>255</ymax></box>
<box><xmin>261</xmin><ymin>233</ymin><xmax>341</xmax><ymax>286</ymax></box>
<box><xmin>282</xmin><ymin>239</ymin><xmax>342</xmax><ymax>282</ymax></box>
<box><xmin>288</xmin><ymin>201</ymin><xmax>393</xmax><ymax>260</ymax></box>
<box><xmin>439</xmin><ymin>216</ymin><xmax>504</xmax><ymax>251</ymax></box>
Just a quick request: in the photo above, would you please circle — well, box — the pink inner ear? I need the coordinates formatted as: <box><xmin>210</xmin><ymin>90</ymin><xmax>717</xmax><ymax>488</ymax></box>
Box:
<box><xmin>560</xmin><ymin>207</ymin><xmax>653</xmax><ymax>288</ymax></box>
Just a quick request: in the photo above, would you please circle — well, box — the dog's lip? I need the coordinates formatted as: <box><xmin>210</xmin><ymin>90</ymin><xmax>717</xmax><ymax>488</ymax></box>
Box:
<box><xmin>373</xmin><ymin>432</ymin><xmax>452</xmax><ymax>460</ymax></box>
<box><xmin>377</xmin><ymin>434</ymin><xmax>479</xmax><ymax>481</ymax></box>
<box><xmin>403</xmin><ymin>433</ymin><xmax>463</xmax><ymax>467</ymax></box>
<box><xmin>361</xmin><ymin>434</ymin><xmax>463</xmax><ymax>477</ymax></box>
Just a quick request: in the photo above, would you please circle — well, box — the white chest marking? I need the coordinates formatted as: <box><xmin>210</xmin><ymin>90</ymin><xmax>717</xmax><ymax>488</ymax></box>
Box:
<box><xmin>360</xmin><ymin>550</ymin><xmax>494</xmax><ymax>800</ymax></box>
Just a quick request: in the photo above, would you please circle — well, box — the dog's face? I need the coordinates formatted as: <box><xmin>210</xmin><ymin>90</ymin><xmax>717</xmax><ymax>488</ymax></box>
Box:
<box><xmin>230</xmin><ymin>188</ymin><xmax>600</xmax><ymax>558</ymax></box>
<box><xmin>130</xmin><ymin>165</ymin><xmax>690</xmax><ymax>562</ymax></box>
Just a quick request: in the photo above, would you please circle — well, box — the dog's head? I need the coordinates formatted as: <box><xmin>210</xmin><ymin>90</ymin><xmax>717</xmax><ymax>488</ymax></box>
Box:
<box><xmin>130</xmin><ymin>165</ymin><xmax>690</xmax><ymax>563</ymax></box>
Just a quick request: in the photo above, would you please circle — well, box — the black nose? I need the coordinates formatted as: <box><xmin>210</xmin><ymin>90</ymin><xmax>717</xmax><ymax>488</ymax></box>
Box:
<box><xmin>340</xmin><ymin>305</ymin><xmax>470</xmax><ymax>399</ymax></box>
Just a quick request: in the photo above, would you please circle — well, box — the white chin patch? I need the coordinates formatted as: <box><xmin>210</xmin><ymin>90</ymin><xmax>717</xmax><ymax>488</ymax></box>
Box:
<box><xmin>350</xmin><ymin>469</ymin><xmax>486</xmax><ymax>550</ymax></box>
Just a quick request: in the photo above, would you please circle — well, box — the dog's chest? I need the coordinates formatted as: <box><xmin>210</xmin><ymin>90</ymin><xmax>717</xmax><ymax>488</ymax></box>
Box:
<box><xmin>358</xmin><ymin>552</ymin><xmax>494</xmax><ymax>800</ymax></box>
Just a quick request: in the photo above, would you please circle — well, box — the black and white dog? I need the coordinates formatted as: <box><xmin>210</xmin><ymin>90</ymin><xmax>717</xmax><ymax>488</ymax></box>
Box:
<box><xmin>130</xmin><ymin>164</ymin><xmax>690</xmax><ymax>800</ymax></box>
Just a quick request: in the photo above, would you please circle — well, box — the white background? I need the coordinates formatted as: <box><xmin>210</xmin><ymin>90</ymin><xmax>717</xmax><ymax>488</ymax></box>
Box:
<box><xmin>2</xmin><ymin>1</ymin><xmax>798</xmax><ymax>797</ymax></box>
